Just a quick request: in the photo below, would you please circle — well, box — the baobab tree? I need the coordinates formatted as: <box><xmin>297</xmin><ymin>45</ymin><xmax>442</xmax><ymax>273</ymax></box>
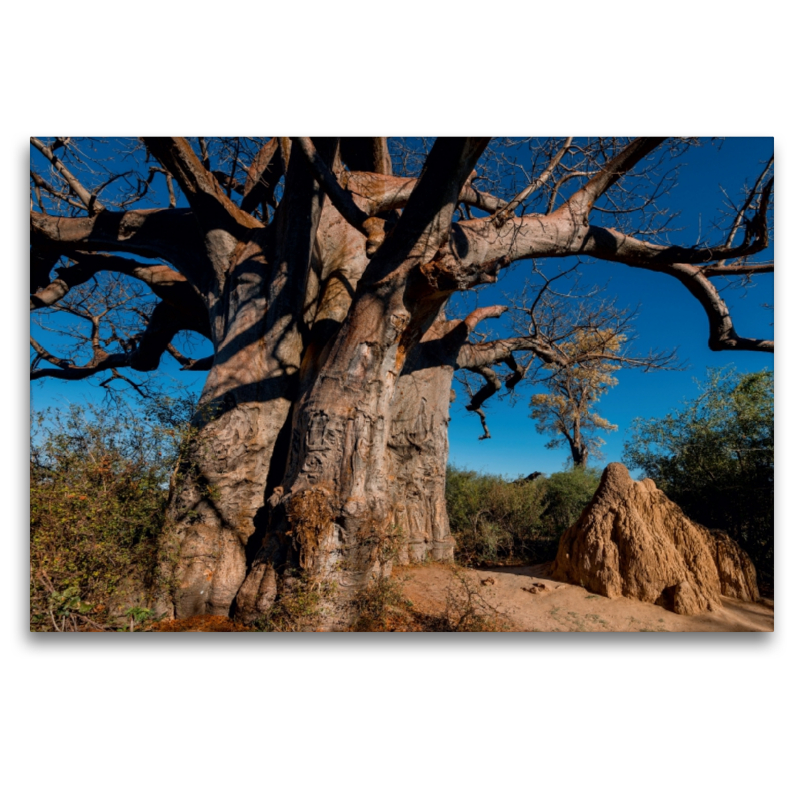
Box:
<box><xmin>30</xmin><ymin>137</ymin><xmax>774</xmax><ymax>623</ymax></box>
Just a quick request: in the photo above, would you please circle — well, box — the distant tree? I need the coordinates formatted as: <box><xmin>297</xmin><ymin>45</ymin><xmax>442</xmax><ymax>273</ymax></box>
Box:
<box><xmin>529</xmin><ymin>329</ymin><xmax>623</xmax><ymax>468</ymax></box>
<box><xmin>623</xmin><ymin>368</ymin><xmax>774</xmax><ymax>588</ymax></box>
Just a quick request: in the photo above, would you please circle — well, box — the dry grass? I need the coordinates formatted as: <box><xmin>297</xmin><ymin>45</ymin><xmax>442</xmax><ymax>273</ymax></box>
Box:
<box><xmin>150</xmin><ymin>615</ymin><xmax>254</xmax><ymax>632</ymax></box>
<box><xmin>349</xmin><ymin>568</ymin><xmax>509</xmax><ymax>632</ymax></box>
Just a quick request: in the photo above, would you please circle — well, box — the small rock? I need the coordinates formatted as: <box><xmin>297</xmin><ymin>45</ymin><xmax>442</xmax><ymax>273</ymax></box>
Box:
<box><xmin>523</xmin><ymin>582</ymin><xmax>548</xmax><ymax>595</ymax></box>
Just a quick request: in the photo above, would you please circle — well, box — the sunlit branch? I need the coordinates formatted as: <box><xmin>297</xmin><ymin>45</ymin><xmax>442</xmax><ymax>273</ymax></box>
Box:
<box><xmin>30</xmin><ymin>137</ymin><xmax>105</xmax><ymax>214</ymax></box>
<box><xmin>559</xmin><ymin>137</ymin><xmax>666</xmax><ymax>219</ymax></box>
<box><xmin>494</xmin><ymin>137</ymin><xmax>574</xmax><ymax>224</ymax></box>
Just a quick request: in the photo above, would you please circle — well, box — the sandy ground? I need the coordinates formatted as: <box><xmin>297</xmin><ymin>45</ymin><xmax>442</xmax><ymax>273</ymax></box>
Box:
<box><xmin>393</xmin><ymin>563</ymin><xmax>774</xmax><ymax>632</ymax></box>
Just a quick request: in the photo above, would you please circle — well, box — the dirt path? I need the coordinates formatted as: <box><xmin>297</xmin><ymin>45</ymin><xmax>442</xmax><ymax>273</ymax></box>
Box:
<box><xmin>394</xmin><ymin>563</ymin><xmax>774</xmax><ymax>632</ymax></box>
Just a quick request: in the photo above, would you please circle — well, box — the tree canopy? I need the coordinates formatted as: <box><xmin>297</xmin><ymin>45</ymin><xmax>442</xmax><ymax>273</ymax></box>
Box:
<box><xmin>528</xmin><ymin>329</ymin><xmax>623</xmax><ymax>468</ymax></box>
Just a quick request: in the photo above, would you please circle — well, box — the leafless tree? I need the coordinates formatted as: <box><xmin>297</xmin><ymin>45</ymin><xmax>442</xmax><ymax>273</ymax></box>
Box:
<box><xmin>30</xmin><ymin>136</ymin><xmax>773</xmax><ymax>623</ymax></box>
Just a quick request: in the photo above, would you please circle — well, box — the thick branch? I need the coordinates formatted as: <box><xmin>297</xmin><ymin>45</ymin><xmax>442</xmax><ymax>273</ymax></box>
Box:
<box><xmin>30</xmin><ymin>260</ymin><xmax>97</xmax><ymax>310</ymax></box>
<box><xmin>458</xmin><ymin>336</ymin><xmax>566</xmax><ymax>370</ymax></box>
<box><xmin>30</xmin><ymin>254</ymin><xmax>207</xmax><ymax>327</ymax></box>
<box><xmin>294</xmin><ymin>137</ymin><xmax>371</xmax><ymax>234</ymax></box>
<box><xmin>464</xmin><ymin>304</ymin><xmax>508</xmax><ymax>331</ymax></box>
<box><xmin>30</xmin><ymin>209</ymin><xmax>210</xmax><ymax>289</ymax></box>
<box><xmin>128</xmin><ymin>301</ymin><xmax>198</xmax><ymax>371</ymax></box>
<box><xmin>559</xmin><ymin>138</ymin><xmax>666</xmax><ymax>219</ymax></box>
<box><xmin>340</xmin><ymin>138</ymin><xmax>393</xmax><ymax>175</ymax></box>
<box><xmin>242</xmin><ymin>138</ymin><xmax>284</xmax><ymax>213</ymax></box>
<box><xmin>142</xmin><ymin>137</ymin><xmax>261</xmax><ymax>234</ymax></box>
<box><xmin>388</xmin><ymin>137</ymin><xmax>491</xmax><ymax>261</ymax></box>
<box><xmin>441</xmin><ymin>173</ymin><xmax>772</xmax><ymax>291</ymax></box>
<box><xmin>343</xmin><ymin>171</ymin><xmax>505</xmax><ymax>216</ymax></box>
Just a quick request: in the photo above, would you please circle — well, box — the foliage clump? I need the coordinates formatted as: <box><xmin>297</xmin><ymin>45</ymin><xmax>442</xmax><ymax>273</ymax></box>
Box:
<box><xmin>529</xmin><ymin>329</ymin><xmax>623</xmax><ymax>468</ymax></box>
<box><xmin>445</xmin><ymin>465</ymin><xmax>600</xmax><ymax>566</ymax></box>
<box><xmin>30</xmin><ymin>397</ymin><xmax>195</xmax><ymax>631</ymax></box>
<box><xmin>623</xmin><ymin>368</ymin><xmax>773</xmax><ymax>592</ymax></box>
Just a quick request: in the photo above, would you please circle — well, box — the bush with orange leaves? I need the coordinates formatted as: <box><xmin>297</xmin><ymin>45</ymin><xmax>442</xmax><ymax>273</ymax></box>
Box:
<box><xmin>30</xmin><ymin>397</ymin><xmax>195</xmax><ymax>631</ymax></box>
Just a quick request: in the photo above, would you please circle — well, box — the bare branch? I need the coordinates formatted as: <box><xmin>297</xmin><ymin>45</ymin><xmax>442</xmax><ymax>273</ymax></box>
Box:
<box><xmin>721</xmin><ymin>156</ymin><xmax>774</xmax><ymax>250</ymax></box>
<box><xmin>458</xmin><ymin>336</ymin><xmax>566</xmax><ymax>370</ymax></box>
<box><xmin>294</xmin><ymin>137</ymin><xmax>371</xmax><ymax>234</ymax></box>
<box><xmin>558</xmin><ymin>137</ymin><xmax>666</xmax><ymax>219</ymax></box>
<box><xmin>701</xmin><ymin>261</ymin><xmax>773</xmax><ymax>276</ymax></box>
<box><xmin>30</xmin><ymin>253</ymin><xmax>209</xmax><ymax>336</ymax></box>
<box><xmin>580</xmin><ymin>180</ymin><xmax>773</xmax><ymax>268</ymax></box>
<box><xmin>31</xmin><ymin>293</ymin><xmax>209</xmax><ymax>382</ymax></box>
<box><xmin>30</xmin><ymin>208</ymin><xmax>210</xmax><ymax>289</ymax></box>
<box><xmin>343</xmin><ymin>171</ymin><xmax>506</xmax><ymax>216</ymax></box>
<box><xmin>493</xmin><ymin>137</ymin><xmax>573</xmax><ymax>224</ymax></box>
<box><xmin>30</xmin><ymin>137</ymin><xmax>105</xmax><ymax>214</ymax></box>
<box><xmin>166</xmin><ymin>344</ymin><xmax>213</xmax><ymax>371</ymax></box>
<box><xmin>648</xmin><ymin>262</ymin><xmax>773</xmax><ymax>352</ymax></box>
<box><xmin>30</xmin><ymin>170</ymin><xmax>87</xmax><ymax>211</ymax></box>
<box><xmin>462</xmin><ymin>356</ymin><xmax>528</xmax><ymax>440</ymax></box>
<box><xmin>142</xmin><ymin>137</ymin><xmax>261</xmax><ymax>234</ymax></box>
<box><xmin>463</xmin><ymin>304</ymin><xmax>508</xmax><ymax>331</ymax></box>
<box><xmin>30</xmin><ymin>334</ymin><xmax>129</xmax><ymax>380</ymax></box>
<box><xmin>242</xmin><ymin>138</ymin><xmax>284</xmax><ymax>213</ymax></box>
<box><xmin>465</xmin><ymin>366</ymin><xmax>501</xmax><ymax>440</ymax></box>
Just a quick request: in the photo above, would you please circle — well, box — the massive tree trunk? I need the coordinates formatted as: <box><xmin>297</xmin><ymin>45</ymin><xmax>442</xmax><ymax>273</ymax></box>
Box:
<box><xmin>163</xmin><ymin>300</ymin><xmax>457</xmax><ymax>621</ymax></box>
<box><xmin>233</xmin><ymin>277</ymin><xmax>453</xmax><ymax>620</ymax></box>
<box><xmin>232</xmin><ymin>138</ymin><xmax>491</xmax><ymax>622</ymax></box>
<box><xmin>155</xmin><ymin>138</ymin><xmax>480</xmax><ymax>623</ymax></box>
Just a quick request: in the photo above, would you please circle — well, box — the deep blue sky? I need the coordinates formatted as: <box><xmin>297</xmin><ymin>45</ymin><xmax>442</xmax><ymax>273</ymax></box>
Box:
<box><xmin>30</xmin><ymin>137</ymin><xmax>774</xmax><ymax>477</ymax></box>
<box><xmin>448</xmin><ymin>137</ymin><xmax>774</xmax><ymax>476</ymax></box>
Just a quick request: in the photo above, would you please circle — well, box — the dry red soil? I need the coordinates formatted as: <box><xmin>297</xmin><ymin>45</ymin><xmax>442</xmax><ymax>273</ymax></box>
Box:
<box><xmin>394</xmin><ymin>563</ymin><xmax>773</xmax><ymax>632</ymax></box>
<box><xmin>145</xmin><ymin>563</ymin><xmax>773</xmax><ymax>632</ymax></box>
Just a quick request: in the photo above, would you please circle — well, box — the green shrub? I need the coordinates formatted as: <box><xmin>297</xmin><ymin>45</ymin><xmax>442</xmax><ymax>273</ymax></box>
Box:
<box><xmin>445</xmin><ymin>465</ymin><xmax>600</xmax><ymax>566</ymax></box>
<box><xmin>538</xmin><ymin>467</ymin><xmax>602</xmax><ymax>542</ymax></box>
<box><xmin>30</xmin><ymin>397</ymin><xmax>194</xmax><ymax>631</ymax></box>
<box><xmin>624</xmin><ymin>368</ymin><xmax>773</xmax><ymax>593</ymax></box>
